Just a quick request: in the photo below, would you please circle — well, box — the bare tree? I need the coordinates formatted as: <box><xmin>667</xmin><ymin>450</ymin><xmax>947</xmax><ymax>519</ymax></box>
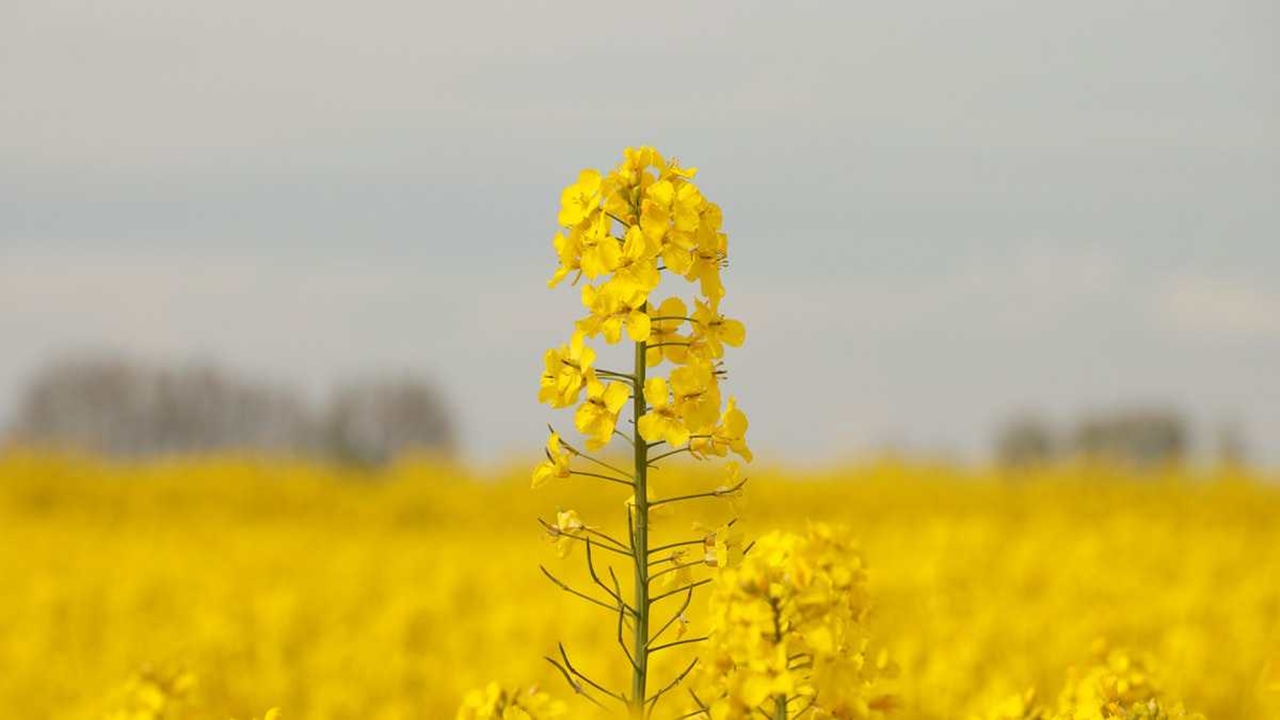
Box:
<box><xmin>1071</xmin><ymin>409</ymin><xmax>1188</xmax><ymax>466</ymax></box>
<box><xmin>321</xmin><ymin>378</ymin><xmax>456</xmax><ymax>466</ymax></box>
<box><xmin>9</xmin><ymin>355</ymin><xmax>314</xmax><ymax>457</ymax></box>
<box><xmin>994</xmin><ymin>414</ymin><xmax>1056</xmax><ymax>467</ymax></box>
<box><xmin>1215</xmin><ymin>419</ymin><xmax>1248</xmax><ymax>467</ymax></box>
<box><xmin>9</xmin><ymin>355</ymin><xmax>459</xmax><ymax>465</ymax></box>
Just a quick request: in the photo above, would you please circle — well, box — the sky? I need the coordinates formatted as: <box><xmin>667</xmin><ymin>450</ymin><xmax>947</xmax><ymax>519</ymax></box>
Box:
<box><xmin>2</xmin><ymin>0</ymin><xmax>1277</xmax><ymax>465</ymax></box>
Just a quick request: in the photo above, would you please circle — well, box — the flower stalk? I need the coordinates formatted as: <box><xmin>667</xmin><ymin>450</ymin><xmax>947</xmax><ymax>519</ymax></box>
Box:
<box><xmin>630</xmin><ymin>332</ymin><xmax>651</xmax><ymax>715</ymax></box>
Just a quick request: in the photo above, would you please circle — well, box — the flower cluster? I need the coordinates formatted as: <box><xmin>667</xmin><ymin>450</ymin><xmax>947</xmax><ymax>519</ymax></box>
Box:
<box><xmin>693</xmin><ymin>525</ymin><xmax>897</xmax><ymax>719</ymax></box>
<box><xmin>534</xmin><ymin>146</ymin><xmax>750</xmax><ymax>459</ymax></box>
<box><xmin>1051</xmin><ymin>644</ymin><xmax>1204</xmax><ymax>720</ymax></box>
<box><xmin>977</xmin><ymin>643</ymin><xmax>1205</xmax><ymax>720</ymax></box>
<box><xmin>101</xmin><ymin>666</ymin><xmax>280</xmax><ymax>720</ymax></box>
<box><xmin>455</xmin><ymin>683</ymin><xmax>566</xmax><ymax>720</ymax></box>
<box><xmin>102</xmin><ymin>666</ymin><xmax>197</xmax><ymax>720</ymax></box>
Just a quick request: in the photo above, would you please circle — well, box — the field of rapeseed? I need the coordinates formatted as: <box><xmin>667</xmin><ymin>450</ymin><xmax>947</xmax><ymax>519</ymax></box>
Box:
<box><xmin>1</xmin><ymin>453</ymin><xmax>1277</xmax><ymax>719</ymax></box>
<box><xmin>5</xmin><ymin>149</ymin><xmax>1277</xmax><ymax>719</ymax></box>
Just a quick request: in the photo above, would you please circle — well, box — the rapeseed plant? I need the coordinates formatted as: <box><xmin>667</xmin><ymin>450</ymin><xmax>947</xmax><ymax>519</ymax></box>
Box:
<box><xmin>975</xmin><ymin>642</ymin><xmax>1206</xmax><ymax>719</ymax></box>
<box><xmin>529</xmin><ymin>147</ymin><xmax>752</xmax><ymax>718</ymax></box>
<box><xmin>690</xmin><ymin>525</ymin><xmax>896</xmax><ymax>719</ymax></box>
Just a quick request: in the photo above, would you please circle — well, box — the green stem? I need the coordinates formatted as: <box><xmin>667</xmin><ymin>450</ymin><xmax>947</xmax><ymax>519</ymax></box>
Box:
<box><xmin>630</xmin><ymin>326</ymin><xmax>650</xmax><ymax>716</ymax></box>
<box><xmin>773</xmin><ymin>694</ymin><xmax>788</xmax><ymax>720</ymax></box>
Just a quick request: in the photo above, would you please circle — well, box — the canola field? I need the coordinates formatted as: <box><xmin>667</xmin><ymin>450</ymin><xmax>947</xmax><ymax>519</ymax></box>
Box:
<box><xmin>1</xmin><ymin>453</ymin><xmax>1278</xmax><ymax>719</ymax></box>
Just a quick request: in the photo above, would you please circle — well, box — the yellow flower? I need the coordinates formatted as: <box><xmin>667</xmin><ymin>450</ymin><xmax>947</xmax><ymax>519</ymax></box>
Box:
<box><xmin>686</xmin><ymin>217</ymin><xmax>727</xmax><ymax>300</ymax></box>
<box><xmin>661</xmin><ymin>156</ymin><xmax>698</xmax><ymax>181</ymax></box>
<box><xmin>575</xmin><ymin>211</ymin><xmax>622</xmax><ymax>280</ymax></box>
<box><xmin>657</xmin><ymin>547</ymin><xmax>694</xmax><ymax>589</ymax></box>
<box><xmin>577</xmin><ymin>284</ymin><xmax>651</xmax><ymax>344</ymax></box>
<box><xmin>702</xmin><ymin>522</ymin><xmax>744</xmax><ymax>568</ymax></box>
<box><xmin>690</xmin><ymin>298</ymin><xmax>745</xmax><ymax>359</ymax></box>
<box><xmin>456</xmin><ymin>682</ymin><xmax>566</xmax><ymax>720</ymax></box>
<box><xmin>573</xmin><ymin>379</ymin><xmax>629</xmax><ymax>449</ymax></box>
<box><xmin>599</xmin><ymin>225</ymin><xmax>660</xmax><ymax>307</ymax></box>
<box><xmin>646</xmin><ymin>297</ymin><xmax>690</xmax><ymax>366</ymax></box>
<box><xmin>637</xmin><ymin>377</ymin><xmax>691</xmax><ymax>448</ymax></box>
<box><xmin>642</xmin><ymin>178</ymin><xmax>703</xmax><ymax>239</ymax></box>
<box><xmin>640</xmin><ymin>178</ymin><xmax>702</xmax><ymax>276</ymax></box>
<box><xmin>669</xmin><ymin>358</ymin><xmax>721</xmax><ymax>430</ymax></box>
<box><xmin>691</xmin><ymin>397</ymin><xmax>752</xmax><ymax>462</ymax></box>
<box><xmin>557</xmin><ymin>169</ymin><xmax>602</xmax><ymax>227</ymax></box>
<box><xmin>615</xmin><ymin>146</ymin><xmax>664</xmax><ymax>187</ymax></box>
<box><xmin>537</xmin><ymin>332</ymin><xmax>596</xmax><ymax>408</ymax></box>
<box><xmin>697</xmin><ymin>526</ymin><xmax>891</xmax><ymax>720</ymax></box>
<box><xmin>543</xmin><ymin>509</ymin><xmax>584</xmax><ymax>558</ymax></box>
<box><xmin>530</xmin><ymin>432</ymin><xmax>572</xmax><ymax>489</ymax></box>
<box><xmin>547</xmin><ymin>231</ymin><xmax>579</xmax><ymax>288</ymax></box>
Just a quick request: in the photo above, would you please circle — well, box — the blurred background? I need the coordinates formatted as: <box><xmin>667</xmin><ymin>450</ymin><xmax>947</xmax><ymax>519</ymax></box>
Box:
<box><xmin>2</xmin><ymin>0</ymin><xmax>1277</xmax><ymax>468</ymax></box>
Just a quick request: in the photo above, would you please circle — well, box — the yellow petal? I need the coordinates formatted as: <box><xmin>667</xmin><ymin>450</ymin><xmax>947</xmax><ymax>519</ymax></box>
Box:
<box><xmin>627</xmin><ymin>311</ymin><xmax>651</xmax><ymax>342</ymax></box>
<box><xmin>637</xmin><ymin>413</ymin><xmax>662</xmax><ymax>443</ymax></box>
<box><xmin>646</xmin><ymin>179</ymin><xmax>674</xmax><ymax>207</ymax></box>
<box><xmin>602</xmin><ymin>382</ymin><xmax>630</xmax><ymax>414</ymax></box>
<box><xmin>643</xmin><ymin>378</ymin><xmax>669</xmax><ymax>409</ymax></box>
<box><xmin>666</xmin><ymin>421</ymin><xmax>691</xmax><ymax>448</ymax></box>
<box><xmin>721</xmin><ymin>318</ymin><xmax>746</xmax><ymax>346</ymax></box>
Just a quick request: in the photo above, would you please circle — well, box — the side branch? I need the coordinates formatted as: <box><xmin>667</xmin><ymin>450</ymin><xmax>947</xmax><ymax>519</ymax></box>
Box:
<box><xmin>557</xmin><ymin>642</ymin><xmax>628</xmax><ymax>703</ymax></box>
<box><xmin>646</xmin><ymin>658</ymin><xmax>700</xmax><ymax>713</ymax></box>
<box><xmin>647</xmin><ymin>587</ymin><xmax>694</xmax><ymax>648</ymax></box>
<box><xmin>647</xmin><ymin>446</ymin><xmax>691</xmax><ymax>466</ymax></box>
<box><xmin>539</xmin><ymin>565</ymin><xmax>632</xmax><ymax>616</ymax></box>
<box><xmin>650</xmin><ymin>477</ymin><xmax>748</xmax><ymax>508</ymax></box>
<box><xmin>649</xmin><ymin>635</ymin><xmax>710</xmax><ymax>654</ymax></box>
<box><xmin>649</xmin><ymin>578</ymin><xmax>712</xmax><ymax>605</ymax></box>
<box><xmin>571</xmin><ymin>470</ymin><xmax>635</xmax><ymax>487</ymax></box>
<box><xmin>538</xmin><ymin>519</ymin><xmax>632</xmax><ymax>558</ymax></box>
<box><xmin>552</xmin><ymin>428</ymin><xmax>636</xmax><ymax>480</ymax></box>
<box><xmin>648</xmin><ymin>538</ymin><xmax>705</xmax><ymax>556</ymax></box>
<box><xmin>649</xmin><ymin>559</ymin><xmax>704</xmax><ymax>583</ymax></box>
<box><xmin>585</xmin><ymin>539</ymin><xmax>637</xmax><ymax>615</ymax></box>
<box><xmin>544</xmin><ymin>656</ymin><xmax>610</xmax><ymax>710</ymax></box>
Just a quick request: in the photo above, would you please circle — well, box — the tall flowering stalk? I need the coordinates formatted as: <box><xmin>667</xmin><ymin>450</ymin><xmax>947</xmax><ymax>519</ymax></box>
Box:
<box><xmin>532</xmin><ymin>147</ymin><xmax>751</xmax><ymax>718</ymax></box>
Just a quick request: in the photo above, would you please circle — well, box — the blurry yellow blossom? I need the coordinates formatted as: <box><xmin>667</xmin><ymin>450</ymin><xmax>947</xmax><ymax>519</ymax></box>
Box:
<box><xmin>692</xmin><ymin>525</ymin><xmax>893</xmax><ymax>719</ymax></box>
<box><xmin>1051</xmin><ymin>644</ymin><xmax>1204</xmax><ymax>720</ymax></box>
<box><xmin>102</xmin><ymin>666</ymin><xmax>197</xmax><ymax>720</ymax></box>
<box><xmin>456</xmin><ymin>682</ymin><xmax>566</xmax><ymax>720</ymax></box>
<box><xmin>531</xmin><ymin>432</ymin><xmax>572</xmax><ymax>489</ymax></box>
<box><xmin>0</xmin><ymin>454</ymin><xmax>1273</xmax><ymax>718</ymax></box>
<box><xmin>543</xmin><ymin>510</ymin><xmax>584</xmax><ymax>558</ymax></box>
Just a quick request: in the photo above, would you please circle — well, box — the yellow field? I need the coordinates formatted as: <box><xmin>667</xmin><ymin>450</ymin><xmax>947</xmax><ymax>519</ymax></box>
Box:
<box><xmin>1</xmin><ymin>452</ymin><xmax>1277</xmax><ymax>719</ymax></box>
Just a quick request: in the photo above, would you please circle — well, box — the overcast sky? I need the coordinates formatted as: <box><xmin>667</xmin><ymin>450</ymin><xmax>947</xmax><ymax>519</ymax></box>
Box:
<box><xmin>2</xmin><ymin>1</ymin><xmax>1277</xmax><ymax>465</ymax></box>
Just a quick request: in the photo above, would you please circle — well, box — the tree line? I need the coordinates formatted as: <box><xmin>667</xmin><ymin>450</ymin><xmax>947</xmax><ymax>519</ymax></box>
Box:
<box><xmin>4</xmin><ymin>355</ymin><xmax>455</xmax><ymax>465</ymax></box>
